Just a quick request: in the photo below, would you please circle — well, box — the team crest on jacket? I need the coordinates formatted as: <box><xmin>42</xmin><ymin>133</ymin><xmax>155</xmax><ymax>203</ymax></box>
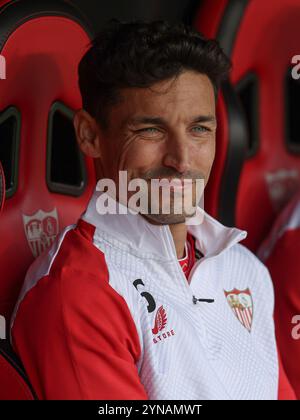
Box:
<box><xmin>224</xmin><ymin>288</ymin><xmax>253</xmax><ymax>332</ymax></box>
<box><xmin>152</xmin><ymin>305</ymin><xmax>175</xmax><ymax>344</ymax></box>
<box><xmin>23</xmin><ymin>208</ymin><xmax>59</xmax><ymax>258</ymax></box>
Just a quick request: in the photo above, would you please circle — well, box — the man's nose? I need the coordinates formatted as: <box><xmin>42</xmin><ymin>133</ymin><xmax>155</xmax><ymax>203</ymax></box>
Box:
<box><xmin>163</xmin><ymin>135</ymin><xmax>190</xmax><ymax>174</ymax></box>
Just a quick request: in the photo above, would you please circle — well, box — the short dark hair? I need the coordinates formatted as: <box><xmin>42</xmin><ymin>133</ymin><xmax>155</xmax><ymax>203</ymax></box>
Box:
<box><xmin>78</xmin><ymin>19</ymin><xmax>231</xmax><ymax>130</ymax></box>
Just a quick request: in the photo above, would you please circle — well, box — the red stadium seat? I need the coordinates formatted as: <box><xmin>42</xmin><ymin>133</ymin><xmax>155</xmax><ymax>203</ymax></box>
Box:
<box><xmin>201</xmin><ymin>80</ymin><xmax>249</xmax><ymax>237</ymax></box>
<box><xmin>258</xmin><ymin>191</ymin><xmax>300</xmax><ymax>398</ymax></box>
<box><xmin>0</xmin><ymin>0</ymin><xmax>96</xmax><ymax>325</ymax></box>
<box><xmin>0</xmin><ymin>340</ymin><xmax>36</xmax><ymax>400</ymax></box>
<box><xmin>194</xmin><ymin>0</ymin><xmax>300</xmax><ymax>252</ymax></box>
<box><xmin>0</xmin><ymin>160</ymin><xmax>36</xmax><ymax>399</ymax></box>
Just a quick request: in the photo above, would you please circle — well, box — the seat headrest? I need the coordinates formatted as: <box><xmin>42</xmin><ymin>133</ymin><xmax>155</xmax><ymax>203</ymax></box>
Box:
<box><xmin>0</xmin><ymin>0</ymin><xmax>96</xmax><ymax>322</ymax></box>
<box><xmin>194</xmin><ymin>0</ymin><xmax>300</xmax><ymax>251</ymax></box>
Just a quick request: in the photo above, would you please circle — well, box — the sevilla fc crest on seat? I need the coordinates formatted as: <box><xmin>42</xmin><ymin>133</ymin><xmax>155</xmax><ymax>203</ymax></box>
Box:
<box><xmin>224</xmin><ymin>288</ymin><xmax>253</xmax><ymax>332</ymax></box>
<box><xmin>23</xmin><ymin>209</ymin><xmax>59</xmax><ymax>258</ymax></box>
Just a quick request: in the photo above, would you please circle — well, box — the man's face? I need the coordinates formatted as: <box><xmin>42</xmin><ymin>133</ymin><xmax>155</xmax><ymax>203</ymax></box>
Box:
<box><xmin>97</xmin><ymin>70</ymin><xmax>216</xmax><ymax>224</ymax></box>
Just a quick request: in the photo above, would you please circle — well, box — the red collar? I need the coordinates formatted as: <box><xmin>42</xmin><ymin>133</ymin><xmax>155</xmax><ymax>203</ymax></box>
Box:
<box><xmin>178</xmin><ymin>233</ymin><xmax>196</xmax><ymax>281</ymax></box>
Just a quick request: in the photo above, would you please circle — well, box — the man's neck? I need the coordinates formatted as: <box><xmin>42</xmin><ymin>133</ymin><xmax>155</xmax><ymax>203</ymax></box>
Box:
<box><xmin>169</xmin><ymin>223</ymin><xmax>187</xmax><ymax>259</ymax></box>
<box><xmin>138</xmin><ymin>214</ymin><xmax>188</xmax><ymax>259</ymax></box>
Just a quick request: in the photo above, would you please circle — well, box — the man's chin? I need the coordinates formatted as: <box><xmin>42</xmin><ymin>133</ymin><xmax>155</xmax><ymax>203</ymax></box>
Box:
<box><xmin>141</xmin><ymin>212</ymin><xmax>194</xmax><ymax>226</ymax></box>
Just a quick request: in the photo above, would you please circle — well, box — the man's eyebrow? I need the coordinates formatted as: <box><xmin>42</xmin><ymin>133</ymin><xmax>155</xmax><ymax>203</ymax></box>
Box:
<box><xmin>126</xmin><ymin>116</ymin><xmax>164</xmax><ymax>126</ymax></box>
<box><xmin>190</xmin><ymin>115</ymin><xmax>217</xmax><ymax>124</ymax></box>
<box><xmin>125</xmin><ymin>114</ymin><xmax>217</xmax><ymax>126</ymax></box>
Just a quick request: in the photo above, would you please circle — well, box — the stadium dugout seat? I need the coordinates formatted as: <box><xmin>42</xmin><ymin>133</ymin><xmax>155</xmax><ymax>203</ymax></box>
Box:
<box><xmin>194</xmin><ymin>0</ymin><xmax>300</xmax><ymax>252</ymax></box>
<box><xmin>0</xmin><ymin>0</ymin><xmax>96</xmax><ymax>329</ymax></box>
<box><xmin>0</xmin><ymin>335</ymin><xmax>36</xmax><ymax>400</ymax></box>
<box><xmin>258</xmin><ymin>190</ymin><xmax>300</xmax><ymax>398</ymax></box>
<box><xmin>0</xmin><ymin>160</ymin><xmax>36</xmax><ymax>399</ymax></box>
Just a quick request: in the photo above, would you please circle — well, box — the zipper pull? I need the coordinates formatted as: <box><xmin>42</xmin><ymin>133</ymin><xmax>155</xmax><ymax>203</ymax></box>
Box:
<box><xmin>192</xmin><ymin>295</ymin><xmax>215</xmax><ymax>304</ymax></box>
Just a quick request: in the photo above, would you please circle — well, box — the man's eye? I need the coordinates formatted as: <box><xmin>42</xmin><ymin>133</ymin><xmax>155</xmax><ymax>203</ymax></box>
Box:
<box><xmin>138</xmin><ymin>127</ymin><xmax>159</xmax><ymax>134</ymax></box>
<box><xmin>192</xmin><ymin>126</ymin><xmax>210</xmax><ymax>133</ymax></box>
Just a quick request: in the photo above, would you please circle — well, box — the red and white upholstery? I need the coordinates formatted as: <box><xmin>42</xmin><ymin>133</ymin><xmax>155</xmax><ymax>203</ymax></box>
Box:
<box><xmin>0</xmin><ymin>0</ymin><xmax>96</xmax><ymax>400</ymax></box>
<box><xmin>0</xmin><ymin>0</ymin><xmax>96</xmax><ymax>323</ymax></box>
<box><xmin>194</xmin><ymin>0</ymin><xmax>300</xmax><ymax>252</ymax></box>
<box><xmin>0</xmin><ymin>160</ymin><xmax>36</xmax><ymax>399</ymax></box>
<box><xmin>258</xmin><ymin>191</ymin><xmax>300</xmax><ymax>399</ymax></box>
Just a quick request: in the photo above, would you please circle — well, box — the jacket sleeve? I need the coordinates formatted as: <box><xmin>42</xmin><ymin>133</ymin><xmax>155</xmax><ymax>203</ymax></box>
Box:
<box><xmin>11</xmin><ymin>266</ymin><xmax>148</xmax><ymax>400</ymax></box>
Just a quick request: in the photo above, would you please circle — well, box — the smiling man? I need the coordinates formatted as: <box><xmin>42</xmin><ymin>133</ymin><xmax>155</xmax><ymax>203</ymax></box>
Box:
<box><xmin>10</xmin><ymin>19</ymin><xmax>293</xmax><ymax>400</ymax></box>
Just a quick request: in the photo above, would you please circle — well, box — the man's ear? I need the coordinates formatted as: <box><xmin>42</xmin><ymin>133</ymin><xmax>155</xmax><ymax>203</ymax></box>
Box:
<box><xmin>73</xmin><ymin>109</ymin><xmax>102</xmax><ymax>158</ymax></box>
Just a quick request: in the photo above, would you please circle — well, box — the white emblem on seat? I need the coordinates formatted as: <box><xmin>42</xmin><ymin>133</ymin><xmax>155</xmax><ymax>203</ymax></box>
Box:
<box><xmin>23</xmin><ymin>208</ymin><xmax>59</xmax><ymax>257</ymax></box>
